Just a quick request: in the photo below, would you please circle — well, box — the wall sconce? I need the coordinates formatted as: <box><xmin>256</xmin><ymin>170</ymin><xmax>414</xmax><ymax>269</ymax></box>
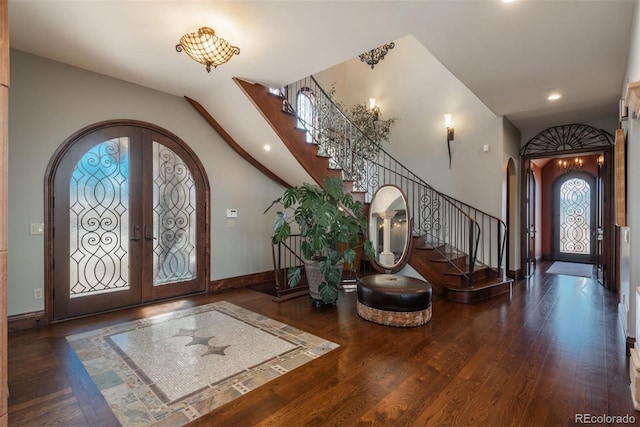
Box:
<box><xmin>597</xmin><ymin>154</ymin><xmax>605</xmax><ymax>167</ymax></box>
<box><xmin>369</xmin><ymin>98</ymin><xmax>380</xmax><ymax>121</ymax></box>
<box><xmin>444</xmin><ymin>114</ymin><xmax>454</xmax><ymax>168</ymax></box>
<box><xmin>444</xmin><ymin>114</ymin><xmax>455</xmax><ymax>141</ymax></box>
<box><xmin>176</xmin><ymin>27</ymin><xmax>240</xmax><ymax>72</ymax></box>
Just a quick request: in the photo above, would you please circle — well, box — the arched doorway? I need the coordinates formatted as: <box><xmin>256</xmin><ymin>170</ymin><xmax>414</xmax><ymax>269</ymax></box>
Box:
<box><xmin>520</xmin><ymin>124</ymin><xmax>614</xmax><ymax>288</ymax></box>
<box><xmin>45</xmin><ymin>120</ymin><xmax>210</xmax><ymax>321</ymax></box>
<box><xmin>506</xmin><ymin>158</ymin><xmax>518</xmax><ymax>278</ymax></box>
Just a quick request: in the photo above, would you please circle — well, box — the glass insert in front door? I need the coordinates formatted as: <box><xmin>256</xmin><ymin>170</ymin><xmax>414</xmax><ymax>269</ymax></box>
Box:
<box><xmin>70</xmin><ymin>137</ymin><xmax>131</xmax><ymax>297</ymax></box>
<box><xmin>559</xmin><ymin>177</ymin><xmax>590</xmax><ymax>256</ymax></box>
<box><xmin>152</xmin><ymin>141</ymin><xmax>196</xmax><ymax>286</ymax></box>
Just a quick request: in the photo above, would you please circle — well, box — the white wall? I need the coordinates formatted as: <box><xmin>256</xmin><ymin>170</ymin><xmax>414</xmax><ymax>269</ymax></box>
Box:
<box><xmin>621</xmin><ymin>0</ymin><xmax>640</xmax><ymax>340</ymax></box>
<box><xmin>7</xmin><ymin>50</ymin><xmax>284</xmax><ymax>316</ymax></box>
<box><xmin>315</xmin><ymin>34</ymin><xmax>505</xmax><ymax>218</ymax></box>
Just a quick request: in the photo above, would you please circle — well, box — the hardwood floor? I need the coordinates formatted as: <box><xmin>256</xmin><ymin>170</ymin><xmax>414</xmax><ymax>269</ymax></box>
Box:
<box><xmin>7</xmin><ymin>261</ymin><xmax>637</xmax><ymax>426</ymax></box>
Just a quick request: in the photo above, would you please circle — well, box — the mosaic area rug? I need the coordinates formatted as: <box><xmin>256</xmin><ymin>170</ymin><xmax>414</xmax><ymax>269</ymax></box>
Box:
<box><xmin>66</xmin><ymin>301</ymin><xmax>339</xmax><ymax>426</ymax></box>
<box><xmin>546</xmin><ymin>261</ymin><xmax>594</xmax><ymax>278</ymax></box>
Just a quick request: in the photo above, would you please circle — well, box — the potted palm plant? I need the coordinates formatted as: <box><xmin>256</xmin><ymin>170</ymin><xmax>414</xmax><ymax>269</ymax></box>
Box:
<box><xmin>266</xmin><ymin>176</ymin><xmax>375</xmax><ymax>305</ymax></box>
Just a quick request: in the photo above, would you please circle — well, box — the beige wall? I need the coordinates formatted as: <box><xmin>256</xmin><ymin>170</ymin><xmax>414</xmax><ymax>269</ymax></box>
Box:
<box><xmin>316</xmin><ymin>34</ymin><xmax>514</xmax><ymax>272</ymax></box>
<box><xmin>7</xmin><ymin>50</ymin><xmax>284</xmax><ymax>316</ymax></box>
<box><xmin>316</xmin><ymin>34</ymin><xmax>505</xmax><ymax>218</ymax></box>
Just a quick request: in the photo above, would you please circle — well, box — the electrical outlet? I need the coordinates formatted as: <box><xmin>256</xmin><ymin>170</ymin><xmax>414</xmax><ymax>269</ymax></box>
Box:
<box><xmin>33</xmin><ymin>288</ymin><xmax>43</xmax><ymax>300</ymax></box>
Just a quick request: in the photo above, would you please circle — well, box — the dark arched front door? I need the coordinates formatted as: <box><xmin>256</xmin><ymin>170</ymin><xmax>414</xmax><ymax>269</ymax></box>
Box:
<box><xmin>46</xmin><ymin>120</ymin><xmax>210</xmax><ymax>321</ymax></box>
<box><xmin>552</xmin><ymin>172</ymin><xmax>596</xmax><ymax>263</ymax></box>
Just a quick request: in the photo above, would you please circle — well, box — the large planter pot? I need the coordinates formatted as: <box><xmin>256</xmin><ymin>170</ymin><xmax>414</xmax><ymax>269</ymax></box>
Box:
<box><xmin>305</xmin><ymin>259</ymin><xmax>343</xmax><ymax>306</ymax></box>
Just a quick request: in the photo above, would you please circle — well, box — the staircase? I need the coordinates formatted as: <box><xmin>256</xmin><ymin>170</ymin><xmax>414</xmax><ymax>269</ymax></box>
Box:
<box><xmin>235</xmin><ymin>76</ymin><xmax>512</xmax><ymax>303</ymax></box>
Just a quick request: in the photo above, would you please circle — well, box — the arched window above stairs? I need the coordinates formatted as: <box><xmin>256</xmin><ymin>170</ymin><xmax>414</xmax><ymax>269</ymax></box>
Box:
<box><xmin>296</xmin><ymin>87</ymin><xmax>315</xmax><ymax>143</ymax></box>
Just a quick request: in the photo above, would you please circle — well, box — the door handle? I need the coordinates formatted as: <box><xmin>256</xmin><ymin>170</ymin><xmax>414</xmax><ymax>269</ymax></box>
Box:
<box><xmin>130</xmin><ymin>224</ymin><xmax>141</xmax><ymax>241</ymax></box>
<box><xmin>144</xmin><ymin>224</ymin><xmax>156</xmax><ymax>241</ymax></box>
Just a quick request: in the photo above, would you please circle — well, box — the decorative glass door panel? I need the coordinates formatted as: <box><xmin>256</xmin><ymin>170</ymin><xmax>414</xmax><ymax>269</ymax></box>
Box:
<box><xmin>552</xmin><ymin>173</ymin><xmax>596</xmax><ymax>264</ymax></box>
<box><xmin>559</xmin><ymin>178</ymin><xmax>590</xmax><ymax>255</ymax></box>
<box><xmin>70</xmin><ymin>137</ymin><xmax>131</xmax><ymax>297</ymax></box>
<box><xmin>51</xmin><ymin>123</ymin><xmax>207</xmax><ymax>320</ymax></box>
<box><xmin>152</xmin><ymin>141</ymin><xmax>196</xmax><ymax>286</ymax></box>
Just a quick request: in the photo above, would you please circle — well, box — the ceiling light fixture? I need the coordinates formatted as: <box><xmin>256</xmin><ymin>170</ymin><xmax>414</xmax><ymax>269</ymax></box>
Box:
<box><xmin>359</xmin><ymin>42</ymin><xmax>395</xmax><ymax>70</ymax></box>
<box><xmin>176</xmin><ymin>27</ymin><xmax>240</xmax><ymax>72</ymax></box>
<box><xmin>557</xmin><ymin>157</ymin><xmax>583</xmax><ymax>171</ymax></box>
<box><xmin>548</xmin><ymin>93</ymin><xmax>562</xmax><ymax>101</ymax></box>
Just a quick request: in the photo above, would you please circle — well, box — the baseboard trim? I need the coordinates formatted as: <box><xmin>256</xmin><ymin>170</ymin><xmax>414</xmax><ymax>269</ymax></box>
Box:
<box><xmin>211</xmin><ymin>270</ymin><xmax>275</xmax><ymax>293</ymax></box>
<box><xmin>8</xmin><ymin>271</ymin><xmax>275</xmax><ymax>331</ymax></box>
<box><xmin>8</xmin><ymin>310</ymin><xmax>47</xmax><ymax>333</ymax></box>
<box><xmin>627</xmin><ymin>336</ymin><xmax>636</xmax><ymax>356</ymax></box>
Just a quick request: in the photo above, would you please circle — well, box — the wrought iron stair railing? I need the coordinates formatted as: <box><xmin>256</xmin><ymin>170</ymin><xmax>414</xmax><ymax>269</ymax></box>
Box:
<box><xmin>278</xmin><ymin>76</ymin><xmax>506</xmax><ymax>285</ymax></box>
<box><xmin>271</xmin><ymin>233</ymin><xmax>309</xmax><ymax>300</ymax></box>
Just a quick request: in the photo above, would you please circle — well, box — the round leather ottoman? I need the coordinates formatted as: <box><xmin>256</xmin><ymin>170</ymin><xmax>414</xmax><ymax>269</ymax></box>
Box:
<box><xmin>357</xmin><ymin>274</ymin><xmax>432</xmax><ymax>327</ymax></box>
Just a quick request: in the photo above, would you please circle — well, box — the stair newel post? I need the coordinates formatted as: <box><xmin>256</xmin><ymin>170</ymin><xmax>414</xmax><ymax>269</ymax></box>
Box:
<box><xmin>272</xmin><ymin>241</ymin><xmax>281</xmax><ymax>298</ymax></box>
<box><xmin>468</xmin><ymin>216</ymin><xmax>475</xmax><ymax>288</ymax></box>
<box><xmin>497</xmin><ymin>223</ymin><xmax>503</xmax><ymax>277</ymax></box>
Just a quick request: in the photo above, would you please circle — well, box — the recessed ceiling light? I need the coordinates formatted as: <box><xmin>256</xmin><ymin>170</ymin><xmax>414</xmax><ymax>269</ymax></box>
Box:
<box><xmin>548</xmin><ymin>93</ymin><xmax>562</xmax><ymax>101</ymax></box>
<box><xmin>263</xmin><ymin>144</ymin><xmax>271</xmax><ymax>151</ymax></box>
<box><xmin>502</xmin><ymin>0</ymin><xmax>516</xmax><ymax>3</ymax></box>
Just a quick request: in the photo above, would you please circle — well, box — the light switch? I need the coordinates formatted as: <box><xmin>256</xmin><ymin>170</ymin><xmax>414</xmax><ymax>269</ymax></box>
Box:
<box><xmin>29</xmin><ymin>223</ymin><xmax>44</xmax><ymax>235</ymax></box>
<box><xmin>227</xmin><ymin>219</ymin><xmax>236</xmax><ymax>228</ymax></box>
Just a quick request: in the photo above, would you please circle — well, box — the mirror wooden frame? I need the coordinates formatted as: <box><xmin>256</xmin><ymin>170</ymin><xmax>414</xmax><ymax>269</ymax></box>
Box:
<box><xmin>368</xmin><ymin>185</ymin><xmax>412</xmax><ymax>273</ymax></box>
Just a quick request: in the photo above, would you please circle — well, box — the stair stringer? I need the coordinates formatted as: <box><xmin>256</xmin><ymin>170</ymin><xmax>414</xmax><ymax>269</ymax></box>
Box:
<box><xmin>233</xmin><ymin>78</ymin><xmax>365</xmax><ymax>198</ymax></box>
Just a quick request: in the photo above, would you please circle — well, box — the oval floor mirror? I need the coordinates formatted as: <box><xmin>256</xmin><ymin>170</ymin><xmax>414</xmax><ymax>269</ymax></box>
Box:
<box><xmin>368</xmin><ymin>185</ymin><xmax>411</xmax><ymax>273</ymax></box>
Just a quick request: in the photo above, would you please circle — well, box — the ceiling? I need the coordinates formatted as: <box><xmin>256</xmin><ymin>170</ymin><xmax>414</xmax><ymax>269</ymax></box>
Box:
<box><xmin>8</xmin><ymin>0</ymin><xmax>636</xmax><ymax>135</ymax></box>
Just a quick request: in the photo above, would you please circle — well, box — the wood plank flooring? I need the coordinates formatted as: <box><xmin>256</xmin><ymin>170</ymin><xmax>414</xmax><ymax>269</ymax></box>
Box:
<box><xmin>7</xmin><ymin>261</ymin><xmax>638</xmax><ymax>426</ymax></box>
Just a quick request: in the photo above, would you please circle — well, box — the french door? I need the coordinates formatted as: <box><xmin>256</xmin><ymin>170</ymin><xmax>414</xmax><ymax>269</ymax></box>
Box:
<box><xmin>49</xmin><ymin>122</ymin><xmax>208</xmax><ymax>320</ymax></box>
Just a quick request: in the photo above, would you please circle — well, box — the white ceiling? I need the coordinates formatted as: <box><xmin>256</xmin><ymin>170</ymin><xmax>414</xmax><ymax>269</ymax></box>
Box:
<box><xmin>8</xmin><ymin>0</ymin><xmax>636</xmax><ymax>134</ymax></box>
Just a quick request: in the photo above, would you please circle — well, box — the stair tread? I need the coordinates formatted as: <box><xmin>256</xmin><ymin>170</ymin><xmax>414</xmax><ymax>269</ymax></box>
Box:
<box><xmin>431</xmin><ymin>251</ymin><xmax>466</xmax><ymax>262</ymax></box>
<box><xmin>444</xmin><ymin>264</ymin><xmax>486</xmax><ymax>275</ymax></box>
<box><xmin>445</xmin><ymin>277</ymin><xmax>513</xmax><ymax>290</ymax></box>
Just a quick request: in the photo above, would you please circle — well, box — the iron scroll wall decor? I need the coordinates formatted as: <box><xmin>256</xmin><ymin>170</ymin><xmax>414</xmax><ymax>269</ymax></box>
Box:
<box><xmin>359</xmin><ymin>42</ymin><xmax>395</xmax><ymax>70</ymax></box>
<box><xmin>520</xmin><ymin>124</ymin><xmax>614</xmax><ymax>156</ymax></box>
